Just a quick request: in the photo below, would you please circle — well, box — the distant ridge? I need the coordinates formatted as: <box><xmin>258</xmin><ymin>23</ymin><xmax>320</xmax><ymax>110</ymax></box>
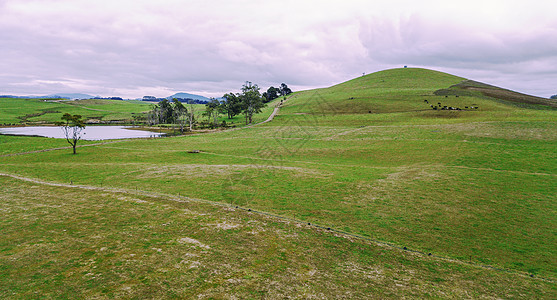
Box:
<box><xmin>0</xmin><ymin>93</ymin><xmax>96</xmax><ymax>100</ymax></box>
<box><xmin>167</xmin><ymin>92</ymin><xmax>210</xmax><ymax>102</ymax></box>
<box><xmin>46</xmin><ymin>93</ymin><xmax>96</xmax><ymax>99</ymax></box>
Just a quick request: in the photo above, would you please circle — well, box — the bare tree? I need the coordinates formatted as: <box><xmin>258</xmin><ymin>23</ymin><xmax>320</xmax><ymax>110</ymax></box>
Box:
<box><xmin>57</xmin><ymin>113</ymin><xmax>85</xmax><ymax>154</ymax></box>
<box><xmin>187</xmin><ymin>103</ymin><xmax>197</xmax><ymax>131</ymax></box>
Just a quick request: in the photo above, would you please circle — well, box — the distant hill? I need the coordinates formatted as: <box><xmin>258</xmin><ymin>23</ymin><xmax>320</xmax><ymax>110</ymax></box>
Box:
<box><xmin>284</xmin><ymin>67</ymin><xmax>556</xmax><ymax>117</ymax></box>
<box><xmin>167</xmin><ymin>92</ymin><xmax>210</xmax><ymax>102</ymax></box>
<box><xmin>46</xmin><ymin>93</ymin><xmax>95</xmax><ymax>100</ymax></box>
<box><xmin>0</xmin><ymin>93</ymin><xmax>96</xmax><ymax>100</ymax></box>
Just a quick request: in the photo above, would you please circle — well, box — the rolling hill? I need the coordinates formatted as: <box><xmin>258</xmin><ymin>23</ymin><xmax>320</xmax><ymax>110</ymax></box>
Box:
<box><xmin>1</xmin><ymin>68</ymin><xmax>555</xmax><ymax>298</ymax></box>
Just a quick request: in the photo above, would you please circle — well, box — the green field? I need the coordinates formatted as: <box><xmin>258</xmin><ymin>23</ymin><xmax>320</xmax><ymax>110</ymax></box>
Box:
<box><xmin>1</xmin><ymin>68</ymin><xmax>556</xmax><ymax>298</ymax></box>
<box><xmin>0</xmin><ymin>98</ymin><xmax>154</xmax><ymax>124</ymax></box>
<box><xmin>0</xmin><ymin>97</ymin><xmax>277</xmax><ymax>128</ymax></box>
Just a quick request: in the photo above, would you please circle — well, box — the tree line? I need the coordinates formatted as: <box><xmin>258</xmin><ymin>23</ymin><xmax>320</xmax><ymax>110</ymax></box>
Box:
<box><xmin>142</xmin><ymin>82</ymin><xmax>292</xmax><ymax>131</ymax></box>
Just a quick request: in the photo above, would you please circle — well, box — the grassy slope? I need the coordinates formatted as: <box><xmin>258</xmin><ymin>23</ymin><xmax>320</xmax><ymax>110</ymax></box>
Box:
<box><xmin>0</xmin><ymin>98</ymin><xmax>153</xmax><ymax>124</ymax></box>
<box><xmin>2</xmin><ymin>176</ymin><xmax>553</xmax><ymax>298</ymax></box>
<box><xmin>1</xmin><ymin>68</ymin><xmax>556</xmax><ymax>297</ymax></box>
<box><xmin>0</xmin><ymin>97</ymin><xmax>275</xmax><ymax>127</ymax></box>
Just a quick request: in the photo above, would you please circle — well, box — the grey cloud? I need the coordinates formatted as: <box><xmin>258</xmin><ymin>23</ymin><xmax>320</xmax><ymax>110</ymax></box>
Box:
<box><xmin>1</xmin><ymin>0</ymin><xmax>556</xmax><ymax>98</ymax></box>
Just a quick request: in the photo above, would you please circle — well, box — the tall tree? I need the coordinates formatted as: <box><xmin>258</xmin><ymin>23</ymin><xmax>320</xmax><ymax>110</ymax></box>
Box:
<box><xmin>264</xmin><ymin>86</ymin><xmax>280</xmax><ymax>103</ymax></box>
<box><xmin>204</xmin><ymin>98</ymin><xmax>222</xmax><ymax>128</ymax></box>
<box><xmin>221</xmin><ymin>92</ymin><xmax>242</xmax><ymax>119</ymax></box>
<box><xmin>158</xmin><ymin>99</ymin><xmax>174</xmax><ymax>124</ymax></box>
<box><xmin>279</xmin><ymin>83</ymin><xmax>292</xmax><ymax>96</ymax></box>
<box><xmin>57</xmin><ymin>113</ymin><xmax>85</xmax><ymax>154</ymax></box>
<box><xmin>187</xmin><ymin>103</ymin><xmax>197</xmax><ymax>131</ymax></box>
<box><xmin>239</xmin><ymin>81</ymin><xmax>265</xmax><ymax>125</ymax></box>
<box><xmin>172</xmin><ymin>98</ymin><xmax>188</xmax><ymax>134</ymax></box>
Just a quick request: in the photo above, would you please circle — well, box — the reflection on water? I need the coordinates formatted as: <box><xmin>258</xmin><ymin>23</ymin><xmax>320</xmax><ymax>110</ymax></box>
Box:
<box><xmin>0</xmin><ymin>126</ymin><xmax>165</xmax><ymax>141</ymax></box>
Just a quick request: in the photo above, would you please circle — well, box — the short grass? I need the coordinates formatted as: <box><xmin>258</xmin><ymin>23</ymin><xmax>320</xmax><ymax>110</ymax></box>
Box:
<box><xmin>0</xmin><ymin>97</ymin><xmax>279</xmax><ymax>127</ymax></box>
<box><xmin>1</xmin><ymin>176</ymin><xmax>553</xmax><ymax>298</ymax></box>
<box><xmin>1</xmin><ymin>68</ymin><xmax>556</xmax><ymax>297</ymax></box>
<box><xmin>0</xmin><ymin>98</ymin><xmax>153</xmax><ymax>124</ymax></box>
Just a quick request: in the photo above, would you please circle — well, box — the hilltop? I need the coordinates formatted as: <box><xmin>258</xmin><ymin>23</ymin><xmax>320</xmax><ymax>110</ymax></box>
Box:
<box><xmin>277</xmin><ymin>68</ymin><xmax>556</xmax><ymax>127</ymax></box>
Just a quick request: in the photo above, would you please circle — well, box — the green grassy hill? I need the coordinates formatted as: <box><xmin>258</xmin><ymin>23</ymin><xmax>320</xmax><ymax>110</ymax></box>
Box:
<box><xmin>278</xmin><ymin>68</ymin><xmax>556</xmax><ymax>126</ymax></box>
<box><xmin>0</xmin><ymin>98</ymin><xmax>153</xmax><ymax>124</ymax></box>
<box><xmin>1</xmin><ymin>68</ymin><xmax>556</xmax><ymax>298</ymax></box>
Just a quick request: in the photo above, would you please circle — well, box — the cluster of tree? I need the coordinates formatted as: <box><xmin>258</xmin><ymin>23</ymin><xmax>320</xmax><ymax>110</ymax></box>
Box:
<box><xmin>142</xmin><ymin>95</ymin><xmax>208</xmax><ymax>104</ymax></box>
<box><xmin>142</xmin><ymin>96</ymin><xmax>165</xmax><ymax>102</ymax></box>
<box><xmin>550</xmin><ymin>94</ymin><xmax>557</xmax><ymax>99</ymax></box>
<box><xmin>146</xmin><ymin>99</ymin><xmax>197</xmax><ymax>133</ymax></box>
<box><xmin>91</xmin><ymin>97</ymin><xmax>123</xmax><ymax>100</ymax></box>
<box><xmin>143</xmin><ymin>81</ymin><xmax>291</xmax><ymax>130</ymax></box>
<box><xmin>204</xmin><ymin>81</ymin><xmax>267</xmax><ymax>127</ymax></box>
<box><xmin>172</xmin><ymin>98</ymin><xmax>209</xmax><ymax>104</ymax></box>
<box><xmin>262</xmin><ymin>83</ymin><xmax>292</xmax><ymax>103</ymax></box>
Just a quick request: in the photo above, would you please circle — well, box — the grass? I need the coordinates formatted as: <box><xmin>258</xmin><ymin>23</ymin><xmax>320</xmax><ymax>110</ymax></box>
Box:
<box><xmin>0</xmin><ymin>96</ymin><xmax>280</xmax><ymax>130</ymax></box>
<box><xmin>0</xmin><ymin>98</ymin><xmax>153</xmax><ymax>124</ymax></box>
<box><xmin>1</xmin><ymin>67</ymin><xmax>556</xmax><ymax>297</ymax></box>
<box><xmin>1</xmin><ymin>176</ymin><xmax>554</xmax><ymax>298</ymax></box>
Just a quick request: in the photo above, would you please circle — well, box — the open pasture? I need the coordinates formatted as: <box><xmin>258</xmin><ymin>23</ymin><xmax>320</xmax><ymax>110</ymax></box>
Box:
<box><xmin>1</xmin><ymin>68</ymin><xmax>556</xmax><ymax>297</ymax></box>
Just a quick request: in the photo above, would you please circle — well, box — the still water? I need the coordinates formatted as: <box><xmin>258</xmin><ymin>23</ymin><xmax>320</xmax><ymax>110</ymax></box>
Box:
<box><xmin>0</xmin><ymin>126</ymin><xmax>164</xmax><ymax>141</ymax></box>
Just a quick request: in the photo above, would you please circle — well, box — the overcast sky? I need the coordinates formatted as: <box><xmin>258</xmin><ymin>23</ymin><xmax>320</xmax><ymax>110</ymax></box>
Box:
<box><xmin>1</xmin><ymin>0</ymin><xmax>556</xmax><ymax>98</ymax></box>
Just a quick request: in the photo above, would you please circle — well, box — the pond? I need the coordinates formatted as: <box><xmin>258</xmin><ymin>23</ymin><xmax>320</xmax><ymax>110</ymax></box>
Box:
<box><xmin>0</xmin><ymin>126</ymin><xmax>165</xmax><ymax>141</ymax></box>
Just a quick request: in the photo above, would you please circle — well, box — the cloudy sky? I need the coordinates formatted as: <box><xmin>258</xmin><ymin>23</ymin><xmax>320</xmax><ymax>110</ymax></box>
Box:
<box><xmin>1</xmin><ymin>0</ymin><xmax>556</xmax><ymax>98</ymax></box>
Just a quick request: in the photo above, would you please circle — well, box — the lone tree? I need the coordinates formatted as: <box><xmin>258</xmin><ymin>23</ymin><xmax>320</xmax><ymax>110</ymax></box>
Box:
<box><xmin>57</xmin><ymin>113</ymin><xmax>85</xmax><ymax>154</ymax></box>
<box><xmin>239</xmin><ymin>81</ymin><xmax>265</xmax><ymax>124</ymax></box>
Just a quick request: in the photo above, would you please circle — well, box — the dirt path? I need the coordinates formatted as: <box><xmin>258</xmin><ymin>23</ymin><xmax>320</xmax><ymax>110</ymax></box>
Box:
<box><xmin>249</xmin><ymin>97</ymin><xmax>288</xmax><ymax>127</ymax></box>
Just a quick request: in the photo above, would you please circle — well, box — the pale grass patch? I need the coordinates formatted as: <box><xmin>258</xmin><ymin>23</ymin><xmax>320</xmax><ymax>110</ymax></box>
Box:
<box><xmin>178</xmin><ymin>237</ymin><xmax>210</xmax><ymax>249</ymax></box>
<box><xmin>117</xmin><ymin>195</ymin><xmax>148</xmax><ymax>204</ymax></box>
<box><xmin>378</xmin><ymin>166</ymin><xmax>440</xmax><ymax>183</ymax></box>
<box><xmin>137</xmin><ymin>164</ymin><xmax>326</xmax><ymax>180</ymax></box>
<box><xmin>182</xmin><ymin>208</ymin><xmax>208</xmax><ymax>216</ymax></box>
<box><xmin>349</xmin><ymin>166</ymin><xmax>441</xmax><ymax>204</ymax></box>
<box><xmin>442</xmin><ymin>122</ymin><xmax>557</xmax><ymax>140</ymax></box>
<box><xmin>211</xmin><ymin>221</ymin><xmax>241</xmax><ymax>230</ymax></box>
